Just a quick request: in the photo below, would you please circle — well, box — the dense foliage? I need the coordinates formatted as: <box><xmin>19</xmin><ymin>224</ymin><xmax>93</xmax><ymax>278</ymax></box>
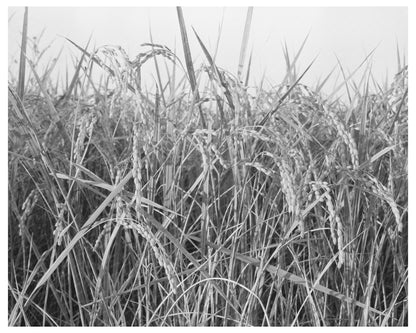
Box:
<box><xmin>8</xmin><ymin>12</ymin><xmax>407</xmax><ymax>326</ymax></box>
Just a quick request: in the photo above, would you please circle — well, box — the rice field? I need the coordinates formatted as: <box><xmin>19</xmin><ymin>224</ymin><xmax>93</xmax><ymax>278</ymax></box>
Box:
<box><xmin>8</xmin><ymin>7</ymin><xmax>408</xmax><ymax>326</ymax></box>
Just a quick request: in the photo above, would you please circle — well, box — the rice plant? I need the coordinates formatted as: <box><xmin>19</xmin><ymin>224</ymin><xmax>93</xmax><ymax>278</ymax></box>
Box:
<box><xmin>8</xmin><ymin>7</ymin><xmax>407</xmax><ymax>326</ymax></box>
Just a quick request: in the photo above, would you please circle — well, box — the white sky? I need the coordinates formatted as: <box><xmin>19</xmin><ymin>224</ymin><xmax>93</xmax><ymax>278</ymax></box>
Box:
<box><xmin>8</xmin><ymin>6</ymin><xmax>408</xmax><ymax>94</ymax></box>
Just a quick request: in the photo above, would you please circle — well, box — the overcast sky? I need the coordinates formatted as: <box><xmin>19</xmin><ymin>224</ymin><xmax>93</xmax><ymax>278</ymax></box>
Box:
<box><xmin>8</xmin><ymin>7</ymin><xmax>408</xmax><ymax>94</ymax></box>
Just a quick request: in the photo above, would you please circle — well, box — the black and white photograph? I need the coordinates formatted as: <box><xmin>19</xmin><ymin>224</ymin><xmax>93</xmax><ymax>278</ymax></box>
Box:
<box><xmin>7</xmin><ymin>2</ymin><xmax>409</xmax><ymax>327</ymax></box>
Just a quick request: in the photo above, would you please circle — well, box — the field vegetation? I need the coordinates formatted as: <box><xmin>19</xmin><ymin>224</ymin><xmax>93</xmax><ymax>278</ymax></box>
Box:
<box><xmin>8</xmin><ymin>7</ymin><xmax>408</xmax><ymax>326</ymax></box>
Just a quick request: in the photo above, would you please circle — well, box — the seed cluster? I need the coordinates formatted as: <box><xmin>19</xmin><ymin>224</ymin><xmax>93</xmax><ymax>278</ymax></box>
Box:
<box><xmin>366</xmin><ymin>175</ymin><xmax>402</xmax><ymax>233</ymax></box>
<box><xmin>322</xmin><ymin>105</ymin><xmax>359</xmax><ymax>170</ymax></box>
<box><xmin>19</xmin><ymin>189</ymin><xmax>39</xmax><ymax>237</ymax></box>
<box><xmin>53</xmin><ymin>203</ymin><xmax>66</xmax><ymax>246</ymax></box>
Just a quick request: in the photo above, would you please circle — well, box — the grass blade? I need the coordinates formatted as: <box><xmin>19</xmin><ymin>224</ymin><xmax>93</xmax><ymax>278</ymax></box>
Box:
<box><xmin>57</xmin><ymin>35</ymin><xmax>92</xmax><ymax>106</ymax></box>
<box><xmin>237</xmin><ymin>7</ymin><xmax>253</xmax><ymax>81</ymax></box>
<box><xmin>176</xmin><ymin>7</ymin><xmax>206</xmax><ymax>128</ymax></box>
<box><xmin>17</xmin><ymin>7</ymin><xmax>28</xmax><ymax>99</ymax></box>
<box><xmin>192</xmin><ymin>27</ymin><xmax>235</xmax><ymax>112</ymax></box>
<box><xmin>244</xmin><ymin>48</ymin><xmax>253</xmax><ymax>86</ymax></box>
<box><xmin>327</xmin><ymin>46</ymin><xmax>378</xmax><ymax>100</ymax></box>
<box><xmin>256</xmin><ymin>56</ymin><xmax>317</xmax><ymax>128</ymax></box>
<box><xmin>280</xmin><ymin>32</ymin><xmax>310</xmax><ymax>86</ymax></box>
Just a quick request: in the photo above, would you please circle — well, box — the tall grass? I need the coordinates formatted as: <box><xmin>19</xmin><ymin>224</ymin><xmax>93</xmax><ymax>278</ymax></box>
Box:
<box><xmin>8</xmin><ymin>7</ymin><xmax>407</xmax><ymax>326</ymax></box>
